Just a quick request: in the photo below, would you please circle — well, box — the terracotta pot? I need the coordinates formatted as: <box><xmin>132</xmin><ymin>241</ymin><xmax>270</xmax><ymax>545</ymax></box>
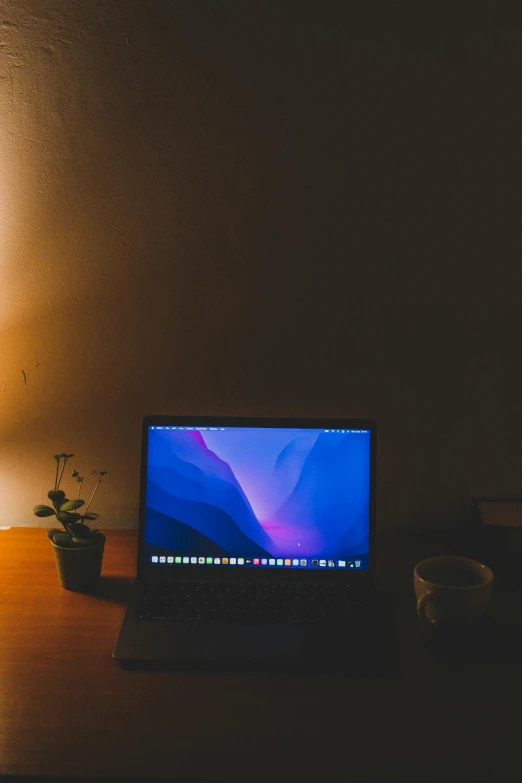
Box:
<box><xmin>49</xmin><ymin>533</ymin><xmax>106</xmax><ymax>593</ymax></box>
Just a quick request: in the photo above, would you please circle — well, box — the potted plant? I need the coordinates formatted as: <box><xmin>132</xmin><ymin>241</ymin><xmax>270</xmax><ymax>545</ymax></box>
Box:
<box><xmin>33</xmin><ymin>453</ymin><xmax>107</xmax><ymax>593</ymax></box>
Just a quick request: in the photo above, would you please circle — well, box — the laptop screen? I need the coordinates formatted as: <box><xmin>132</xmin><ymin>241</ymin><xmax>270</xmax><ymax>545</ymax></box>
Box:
<box><xmin>144</xmin><ymin>424</ymin><xmax>371</xmax><ymax>571</ymax></box>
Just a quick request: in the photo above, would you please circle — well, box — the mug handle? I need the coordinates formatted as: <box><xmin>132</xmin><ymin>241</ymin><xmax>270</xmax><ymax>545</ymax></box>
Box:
<box><xmin>417</xmin><ymin>590</ymin><xmax>442</xmax><ymax>627</ymax></box>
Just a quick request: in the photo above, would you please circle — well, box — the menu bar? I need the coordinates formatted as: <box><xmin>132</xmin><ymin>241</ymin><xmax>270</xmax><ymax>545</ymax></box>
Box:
<box><xmin>150</xmin><ymin>426</ymin><xmax>369</xmax><ymax>433</ymax></box>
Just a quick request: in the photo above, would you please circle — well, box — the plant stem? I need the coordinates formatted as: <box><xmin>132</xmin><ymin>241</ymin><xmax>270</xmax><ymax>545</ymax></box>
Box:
<box><xmin>57</xmin><ymin>456</ymin><xmax>69</xmax><ymax>491</ymax></box>
<box><xmin>54</xmin><ymin>458</ymin><xmax>60</xmax><ymax>491</ymax></box>
<box><xmin>59</xmin><ymin>515</ymin><xmax>74</xmax><ymax>538</ymax></box>
<box><xmin>77</xmin><ymin>479</ymin><xmax>83</xmax><ymax>500</ymax></box>
<box><xmin>83</xmin><ymin>479</ymin><xmax>101</xmax><ymax>517</ymax></box>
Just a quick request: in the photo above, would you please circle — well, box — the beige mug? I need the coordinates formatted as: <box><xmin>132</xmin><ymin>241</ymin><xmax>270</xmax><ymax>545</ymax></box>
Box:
<box><xmin>414</xmin><ymin>556</ymin><xmax>494</xmax><ymax>634</ymax></box>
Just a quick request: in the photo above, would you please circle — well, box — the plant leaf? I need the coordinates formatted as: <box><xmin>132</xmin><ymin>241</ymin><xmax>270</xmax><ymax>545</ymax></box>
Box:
<box><xmin>71</xmin><ymin>523</ymin><xmax>90</xmax><ymax>535</ymax></box>
<box><xmin>52</xmin><ymin>533</ymin><xmax>67</xmax><ymax>545</ymax></box>
<box><xmin>48</xmin><ymin>489</ymin><xmax>66</xmax><ymax>502</ymax></box>
<box><xmin>83</xmin><ymin>513</ymin><xmax>100</xmax><ymax>520</ymax></box>
<box><xmin>46</xmin><ymin>528</ymin><xmax>64</xmax><ymax>539</ymax></box>
<box><xmin>56</xmin><ymin>511</ymin><xmax>81</xmax><ymax>525</ymax></box>
<box><xmin>33</xmin><ymin>505</ymin><xmax>56</xmax><ymax>517</ymax></box>
<box><xmin>52</xmin><ymin>533</ymin><xmax>75</xmax><ymax>547</ymax></box>
<box><xmin>60</xmin><ymin>499</ymin><xmax>85</xmax><ymax>512</ymax></box>
<box><xmin>72</xmin><ymin>537</ymin><xmax>95</xmax><ymax>545</ymax></box>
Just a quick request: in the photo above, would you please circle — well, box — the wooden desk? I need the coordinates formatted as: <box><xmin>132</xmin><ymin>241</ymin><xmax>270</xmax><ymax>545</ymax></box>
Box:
<box><xmin>1</xmin><ymin>528</ymin><xmax>522</xmax><ymax>783</ymax></box>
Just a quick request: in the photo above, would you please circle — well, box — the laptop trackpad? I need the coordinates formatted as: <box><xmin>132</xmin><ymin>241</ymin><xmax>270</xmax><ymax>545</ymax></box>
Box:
<box><xmin>146</xmin><ymin>620</ymin><xmax>308</xmax><ymax>662</ymax></box>
<box><xmin>197</xmin><ymin>622</ymin><xmax>306</xmax><ymax>661</ymax></box>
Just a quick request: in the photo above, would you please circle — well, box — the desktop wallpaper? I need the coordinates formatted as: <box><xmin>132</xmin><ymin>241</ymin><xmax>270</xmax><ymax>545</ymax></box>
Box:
<box><xmin>144</xmin><ymin>427</ymin><xmax>370</xmax><ymax>568</ymax></box>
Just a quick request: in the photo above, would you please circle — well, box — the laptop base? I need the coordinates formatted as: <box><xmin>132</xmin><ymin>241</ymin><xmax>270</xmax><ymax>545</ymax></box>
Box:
<box><xmin>113</xmin><ymin>587</ymin><xmax>400</xmax><ymax>674</ymax></box>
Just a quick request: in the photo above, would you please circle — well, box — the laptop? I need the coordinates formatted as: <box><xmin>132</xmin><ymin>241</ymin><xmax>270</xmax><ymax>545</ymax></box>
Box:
<box><xmin>113</xmin><ymin>416</ymin><xmax>392</xmax><ymax>670</ymax></box>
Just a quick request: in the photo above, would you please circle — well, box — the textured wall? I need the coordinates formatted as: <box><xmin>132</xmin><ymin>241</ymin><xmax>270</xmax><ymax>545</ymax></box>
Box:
<box><xmin>1</xmin><ymin>1</ymin><xmax>522</xmax><ymax>532</ymax></box>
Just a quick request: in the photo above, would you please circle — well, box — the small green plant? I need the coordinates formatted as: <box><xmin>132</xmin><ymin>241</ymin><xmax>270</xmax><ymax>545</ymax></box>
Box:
<box><xmin>33</xmin><ymin>453</ymin><xmax>107</xmax><ymax>548</ymax></box>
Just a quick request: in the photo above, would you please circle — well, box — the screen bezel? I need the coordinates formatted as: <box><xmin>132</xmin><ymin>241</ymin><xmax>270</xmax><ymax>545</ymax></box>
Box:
<box><xmin>138</xmin><ymin>416</ymin><xmax>376</xmax><ymax>589</ymax></box>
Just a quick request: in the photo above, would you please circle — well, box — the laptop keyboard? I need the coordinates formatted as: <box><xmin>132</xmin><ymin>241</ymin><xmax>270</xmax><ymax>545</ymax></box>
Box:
<box><xmin>136</xmin><ymin>580</ymin><xmax>368</xmax><ymax>624</ymax></box>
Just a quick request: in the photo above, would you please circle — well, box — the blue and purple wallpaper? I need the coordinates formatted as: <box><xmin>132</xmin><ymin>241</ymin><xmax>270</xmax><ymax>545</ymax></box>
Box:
<box><xmin>144</xmin><ymin>427</ymin><xmax>370</xmax><ymax>569</ymax></box>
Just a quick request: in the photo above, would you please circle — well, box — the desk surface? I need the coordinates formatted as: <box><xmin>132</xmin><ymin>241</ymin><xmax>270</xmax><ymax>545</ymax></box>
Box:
<box><xmin>1</xmin><ymin>528</ymin><xmax>522</xmax><ymax>783</ymax></box>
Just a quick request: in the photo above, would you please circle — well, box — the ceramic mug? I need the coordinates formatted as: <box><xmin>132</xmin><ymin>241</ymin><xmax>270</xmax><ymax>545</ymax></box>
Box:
<box><xmin>414</xmin><ymin>556</ymin><xmax>494</xmax><ymax>632</ymax></box>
